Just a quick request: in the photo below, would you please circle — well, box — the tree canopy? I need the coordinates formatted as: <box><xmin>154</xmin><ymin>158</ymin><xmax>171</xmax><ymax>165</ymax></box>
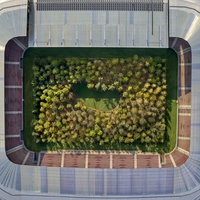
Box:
<box><xmin>31</xmin><ymin>55</ymin><xmax>167</xmax><ymax>150</ymax></box>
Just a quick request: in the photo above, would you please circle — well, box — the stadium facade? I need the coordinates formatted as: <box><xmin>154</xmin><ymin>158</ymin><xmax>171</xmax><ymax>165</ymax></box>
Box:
<box><xmin>0</xmin><ymin>0</ymin><xmax>200</xmax><ymax>199</ymax></box>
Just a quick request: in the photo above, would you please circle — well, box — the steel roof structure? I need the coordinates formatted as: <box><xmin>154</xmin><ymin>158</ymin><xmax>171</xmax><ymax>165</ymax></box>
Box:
<box><xmin>29</xmin><ymin>0</ymin><xmax>168</xmax><ymax>47</ymax></box>
<box><xmin>1</xmin><ymin>0</ymin><xmax>200</xmax><ymax>199</ymax></box>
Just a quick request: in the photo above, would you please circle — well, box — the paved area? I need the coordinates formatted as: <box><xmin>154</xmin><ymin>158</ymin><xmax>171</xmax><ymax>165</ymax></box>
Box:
<box><xmin>5</xmin><ymin>114</ymin><xmax>22</xmax><ymax>135</ymax></box>
<box><xmin>137</xmin><ymin>154</ymin><xmax>160</xmax><ymax>168</ymax></box>
<box><xmin>113</xmin><ymin>154</ymin><xmax>135</xmax><ymax>168</ymax></box>
<box><xmin>64</xmin><ymin>153</ymin><xmax>86</xmax><ymax>168</ymax></box>
<box><xmin>40</xmin><ymin>153</ymin><xmax>62</xmax><ymax>167</ymax></box>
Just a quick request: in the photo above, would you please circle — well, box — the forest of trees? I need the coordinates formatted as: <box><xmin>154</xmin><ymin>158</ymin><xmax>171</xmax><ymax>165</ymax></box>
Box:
<box><xmin>31</xmin><ymin>55</ymin><xmax>167</xmax><ymax>150</ymax></box>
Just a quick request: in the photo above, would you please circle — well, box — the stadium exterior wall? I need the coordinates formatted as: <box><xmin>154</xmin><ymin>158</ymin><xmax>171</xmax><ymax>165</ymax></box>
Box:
<box><xmin>1</xmin><ymin>0</ymin><xmax>200</xmax><ymax>200</ymax></box>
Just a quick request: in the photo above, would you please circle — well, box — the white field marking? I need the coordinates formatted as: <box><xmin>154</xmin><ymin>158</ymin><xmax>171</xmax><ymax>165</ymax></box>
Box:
<box><xmin>171</xmin><ymin>37</ymin><xmax>178</xmax><ymax>49</ymax></box>
<box><xmin>178</xmin><ymin>105</ymin><xmax>191</xmax><ymax>109</ymax></box>
<box><xmin>61</xmin><ymin>151</ymin><xmax>65</xmax><ymax>167</ymax></box>
<box><xmin>177</xmin><ymin>47</ymin><xmax>191</xmax><ymax>55</ymax></box>
<box><xmin>22</xmin><ymin>151</ymin><xmax>30</xmax><ymax>165</ymax></box>
<box><xmin>158</xmin><ymin>155</ymin><xmax>161</xmax><ymax>168</ymax></box>
<box><xmin>178</xmin><ymin>136</ymin><xmax>190</xmax><ymax>140</ymax></box>
<box><xmin>178</xmin><ymin>113</ymin><xmax>191</xmax><ymax>116</ymax></box>
<box><xmin>179</xmin><ymin>87</ymin><xmax>191</xmax><ymax>90</ymax></box>
<box><xmin>5</xmin><ymin>134</ymin><xmax>20</xmax><ymax>138</ymax></box>
<box><xmin>179</xmin><ymin>63</ymin><xmax>191</xmax><ymax>66</ymax></box>
<box><xmin>169</xmin><ymin>154</ymin><xmax>177</xmax><ymax>167</ymax></box>
<box><xmin>6</xmin><ymin>144</ymin><xmax>23</xmax><ymax>155</ymax></box>
<box><xmin>161</xmin><ymin>154</ymin><xmax>166</xmax><ymax>164</ymax></box>
<box><xmin>13</xmin><ymin>38</ymin><xmax>26</xmax><ymax>50</ymax></box>
<box><xmin>5</xmin><ymin>86</ymin><xmax>22</xmax><ymax>89</ymax></box>
<box><xmin>5</xmin><ymin>61</ymin><xmax>20</xmax><ymax>65</ymax></box>
<box><xmin>178</xmin><ymin>147</ymin><xmax>189</xmax><ymax>156</ymax></box>
<box><xmin>85</xmin><ymin>152</ymin><xmax>88</xmax><ymax>168</ymax></box>
<box><xmin>134</xmin><ymin>153</ymin><xmax>137</xmax><ymax>168</ymax></box>
<box><xmin>5</xmin><ymin>111</ymin><xmax>22</xmax><ymax>114</ymax></box>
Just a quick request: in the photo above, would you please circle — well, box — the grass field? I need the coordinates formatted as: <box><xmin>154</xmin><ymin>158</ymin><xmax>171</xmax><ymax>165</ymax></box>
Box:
<box><xmin>165</xmin><ymin>49</ymin><xmax>178</xmax><ymax>152</ymax></box>
<box><xmin>74</xmin><ymin>83</ymin><xmax>120</xmax><ymax>111</ymax></box>
<box><xmin>23</xmin><ymin>47</ymin><xmax>178</xmax><ymax>152</ymax></box>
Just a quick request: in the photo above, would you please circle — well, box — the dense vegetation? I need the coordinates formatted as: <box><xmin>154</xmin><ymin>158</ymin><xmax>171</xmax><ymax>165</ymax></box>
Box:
<box><xmin>31</xmin><ymin>55</ymin><xmax>168</xmax><ymax>150</ymax></box>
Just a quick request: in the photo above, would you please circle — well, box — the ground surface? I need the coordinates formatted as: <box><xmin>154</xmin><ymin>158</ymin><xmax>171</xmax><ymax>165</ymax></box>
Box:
<box><xmin>74</xmin><ymin>83</ymin><xmax>120</xmax><ymax>111</ymax></box>
<box><xmin>23</xmin><ymin>47</ymin><xmax>178</xmax><ymax>153</ymax></box>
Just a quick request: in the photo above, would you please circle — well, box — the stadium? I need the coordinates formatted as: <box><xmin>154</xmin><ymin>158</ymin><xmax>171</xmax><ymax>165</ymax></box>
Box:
<box><xmin>0</xmin><ymin>0</ymin><xmax>200</xmax><ymax>199</ymax></box>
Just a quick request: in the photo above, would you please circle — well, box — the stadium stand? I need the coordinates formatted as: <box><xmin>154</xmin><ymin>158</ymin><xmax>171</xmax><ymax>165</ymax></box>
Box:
<box><xmin>39</xmin><ymin>152</ymin><xmax>62</xmax><ymax>167</ymax></box>
<box><xmin>4</xmin><ymin>36</ymin><xmax>37</xmax><ymax>167</ymax></box>
<box><xmin>64</xmin><ymin>153</ymin><xmax>86</xmax><ymax>168</ymax></box>
<box><xmin>1</xmin><ymin>0</ymin><xmax>200</xmax><ymax>199</ymax></box>
<box><xmin>159</xmin><ymin>37</ymin><xmax>192</xmax><ymax>168</ymax></box>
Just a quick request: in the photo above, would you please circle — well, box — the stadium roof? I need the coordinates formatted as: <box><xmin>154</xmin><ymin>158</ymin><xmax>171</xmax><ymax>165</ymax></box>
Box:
<box><xmin>1</xmin><ymin>0</ymin><xmax>200</xmax><ymax>199</ymax></box>
<box><xmin>29</xmin><ymin>0</ymin><xmax>168</xmax><ymax>47</ymax></box>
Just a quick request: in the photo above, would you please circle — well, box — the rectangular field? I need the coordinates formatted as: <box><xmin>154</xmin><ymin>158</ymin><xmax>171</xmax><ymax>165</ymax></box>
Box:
<box><xmin>23</xmin><ymin>48</ymin><xmax>178</xmax><ymax>153</ymax></box>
